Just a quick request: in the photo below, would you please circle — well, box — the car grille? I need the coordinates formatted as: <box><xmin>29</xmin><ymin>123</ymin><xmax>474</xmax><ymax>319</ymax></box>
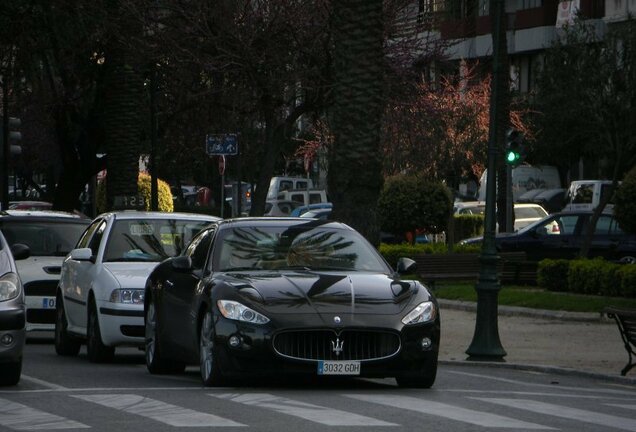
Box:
<box><xmin>24</xmin><ymin>280</ymin><xmax>58</xmax><ymax>296</ymax></box>
<box><xmin>273</xmin><ymin>329</ymin><xmax>400</xmax><ymax>361</ymax></box>
<box><xmin>27</xmin><ymin>308</ymin><xmax>55</xmax><ymax>324</ymax></box>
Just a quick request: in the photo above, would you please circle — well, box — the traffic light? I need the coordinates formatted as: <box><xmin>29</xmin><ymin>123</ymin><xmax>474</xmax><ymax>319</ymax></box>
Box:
<box><xmin>505</xmin><ymin>128</ymin><xmax>524</xmax><ymax>166</ymax></box>
<box><xmin>1</xmin><ymin>116</ymin><xmax>22</xmax><ymax>155</ymax></box>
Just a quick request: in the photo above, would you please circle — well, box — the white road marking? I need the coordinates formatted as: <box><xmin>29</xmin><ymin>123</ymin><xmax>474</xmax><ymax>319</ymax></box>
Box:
<box><xmin>345</xmin><ymin>394</ymin><xmax>553</xmax><ymax>429</ymax></box>
<box><xmin>0</xmin><ymin>398</ymin><xmax>89</xmax><ymax>430</ymax></box>
<box><xmin>212</xmin><ymin>393</ymin><xmax>397</xmax><ymax>426</ymax></box>
<box><xmin>72</xmin><ymin>394</ymin><xmax>244</xmax><ymax>427</ymax></box>
<box><xmin>20</xmin><ymin>375</ymin><xmax>68</xmax><ymax>390</ymax></box>
<box><xmin>606</xmin><ymin>404</ymin><xmax>636</xmax><ymax>410</ymax></box>
<box><xmin>476</xmin><ymin>398</ymin><xmax>636</xmax><ymax>431</ymax></box>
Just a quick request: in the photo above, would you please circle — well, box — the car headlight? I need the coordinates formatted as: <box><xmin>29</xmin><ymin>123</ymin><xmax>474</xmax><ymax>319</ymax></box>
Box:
<box><xmin>0</xmin><ymin>273</ymin><xmax>20</xmax><ymax>302</ymax></box>
<box><xmin>217</xmin><ymin>300</ymin><xmax>270</xmax><ymax>324</ymax></box>
<box><xmin>110</xmin><ymin>289</ymin><xmax>145</xmax><ymax>304</ymax></box>
<box><xmin>402</xmin><ymin>301</ymin><xmax>436</xmax><ymax>325</ymax></box>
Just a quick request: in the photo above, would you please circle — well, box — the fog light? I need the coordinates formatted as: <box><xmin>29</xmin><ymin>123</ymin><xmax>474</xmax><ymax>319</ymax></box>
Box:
<box><xmin>421</xmin><ymin>337</ymin><xmax>432</xmax><ymax>350</ymax></box>
<box><xmin>228</xmin><ymin>335</ymin><xmax>242</xmax><ymax>348</ymax></box>
<box><xmin>1</xmin><ymin>334</ymin><xmax>13</xmax><ymax>345</ymax></box>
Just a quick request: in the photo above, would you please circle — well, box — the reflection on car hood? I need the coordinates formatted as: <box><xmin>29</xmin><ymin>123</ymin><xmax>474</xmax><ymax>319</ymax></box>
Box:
<box><xmin>103</xmin><ymin>262</ymin><xmax>160</xmax><ymax>288</ymax></box>
<box><xmin>224</xmin><ymin>271</ymin><xmax>420</xmax><ymax>315</ymax></box>
<box><xmin>16</xmin><ymin>256</ymin><xmax>66</xmax><ymax>282</ymax></box>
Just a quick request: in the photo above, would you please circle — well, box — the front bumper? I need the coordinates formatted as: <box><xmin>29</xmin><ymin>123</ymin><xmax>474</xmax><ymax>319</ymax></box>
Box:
<box><xmin>211</xmin><ymin>316</ymin><xmax>440</xmax><ymax>379</ymax></box>
<box><xmin>97</xmin><ymin>301</ymin><xmax>145</xmax><ymax>347</ymax></box>
<box><xmin>0</xmin><ymin>306</ymin><xmax>26</xmax><ymax>362</ymax></box>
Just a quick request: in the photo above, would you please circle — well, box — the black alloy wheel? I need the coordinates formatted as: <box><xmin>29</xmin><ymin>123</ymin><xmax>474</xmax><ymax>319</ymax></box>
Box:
<box><xmin>145</xmin><ymin>296</ymin><xmax>185</xmax><ymax>374</ymax></box>
<box><xmin>199</xmin><ymin>310</ymin><xmax>224</xmax><ymax>386</ymax></box>
<box><xmin>54</xmin><ymin>294</ymin><xmax>81</xmax><ymax>356</ymax></box>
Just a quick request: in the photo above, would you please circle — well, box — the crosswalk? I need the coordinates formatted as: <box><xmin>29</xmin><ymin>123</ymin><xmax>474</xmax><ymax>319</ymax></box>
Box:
<box><xmin>1</xmin><ymin>393</ymin><xmax>635</xmax><ymax>430</ymax></box>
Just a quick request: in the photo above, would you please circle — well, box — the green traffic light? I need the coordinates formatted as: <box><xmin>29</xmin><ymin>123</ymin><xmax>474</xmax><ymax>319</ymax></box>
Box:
<box><xmin>506</xmin><ymin>151</ymin><xmax>519</xmax><ymax>164</ymax></box>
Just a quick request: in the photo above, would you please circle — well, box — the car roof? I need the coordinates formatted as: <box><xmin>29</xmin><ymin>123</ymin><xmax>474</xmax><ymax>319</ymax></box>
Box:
<box><xmin>100</xmin><ymin>210</ymin><xmax>221</xmax><ymax>221</ymax></box>
<box><xmin>218</xmin><ymin>217</ymin><xmax>350</xmax><ymax>229</ymax></box>
<box><xmin>0</xmin><ymin>209</ymin><xmax>90</xmax><ymax>220</ymax></box>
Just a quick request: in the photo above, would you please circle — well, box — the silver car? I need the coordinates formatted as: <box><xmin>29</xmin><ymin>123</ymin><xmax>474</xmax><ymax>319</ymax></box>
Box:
<box><xmin>0</xmin><ymin>229</ymin><xmax>30</xmax><ymax>386</ymax></box>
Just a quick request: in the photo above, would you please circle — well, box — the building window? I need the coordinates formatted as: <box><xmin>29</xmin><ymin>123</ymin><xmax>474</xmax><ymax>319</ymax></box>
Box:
<box><xmin>478</xmin><ymin>0</ymin><xmax>489</xmax><ymax>16</ymax></box>
<box><xmin>521</xmin><ymin>0</ymin><xmax>543</xmax><ymax>9</ymax></box>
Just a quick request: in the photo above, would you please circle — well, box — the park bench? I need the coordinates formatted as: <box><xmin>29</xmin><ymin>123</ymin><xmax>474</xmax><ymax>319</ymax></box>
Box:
<box><xmin>414</xmin><ymin>251</ymin><xmax>535</xmax><ymax>287</ymax></box>
<box><xmin>603</xmin><ymin>306</ymin><xmax>636</xmax><ymax>376</ymax></box>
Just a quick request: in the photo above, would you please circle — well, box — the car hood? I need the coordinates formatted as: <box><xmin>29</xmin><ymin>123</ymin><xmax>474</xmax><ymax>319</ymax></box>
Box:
<box><xmin>16</xmin><ymin>256</ymin><xmax>65</xmax><ymax>282</ymax></box>
<box><xmin>103</xmin><ymin>262</ymin><xmax>160</xmax><ymax>288</ymax></box>
<box><xmin>222</xmin><ymin>271</ymin><xmax>422</xmax><ymax>315</ymax></box>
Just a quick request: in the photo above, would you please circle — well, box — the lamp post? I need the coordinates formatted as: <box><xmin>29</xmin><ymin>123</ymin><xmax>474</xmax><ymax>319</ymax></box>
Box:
<box><xmin>466</xmin><ymin>0</ymin><xmax>507</xmax><ymax>360</ymax></box>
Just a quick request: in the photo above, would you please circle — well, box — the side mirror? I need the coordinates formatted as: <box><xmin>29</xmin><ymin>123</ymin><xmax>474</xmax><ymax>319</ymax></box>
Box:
<box><xmin>70</xmin><ymin>248</ymin><xmax>93</xmax><ymax>262</ymax></box>
<box><xmin>396</xmin><ymin>257</ymin><xmax>417</xmax><ymax>275</ymax></box>
<box><xmin>171</xmin><ymin>256</ymin><xmax>193</xmax><ymax>272</ymax></box>
<box><xmin>10</xmin><ymin>243</ymin><xmax>30</xmax><ymax>261</ymax></box>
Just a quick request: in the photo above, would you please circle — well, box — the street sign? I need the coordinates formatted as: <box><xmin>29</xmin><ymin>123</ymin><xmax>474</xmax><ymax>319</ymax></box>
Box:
<box><xmin>206</xmin><ymin>133</ymin><xmax>238</xmax><ymax>155</ymax></box>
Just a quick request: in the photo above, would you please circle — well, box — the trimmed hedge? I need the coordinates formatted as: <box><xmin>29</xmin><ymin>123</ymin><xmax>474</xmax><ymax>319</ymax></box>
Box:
<box><xmin>453</xmin><ymin>214</ymin><xmax>484</xmax><ymax>242</ymax></box>
<box><xmin>377</xmin><ymin>242</ymin><xmax>481</xmax><ymax>267</ymax></box>
<box><xmin>537</xmin><ymin>259</ymin><xmax>570</xmax><ymax>292</ymax></box>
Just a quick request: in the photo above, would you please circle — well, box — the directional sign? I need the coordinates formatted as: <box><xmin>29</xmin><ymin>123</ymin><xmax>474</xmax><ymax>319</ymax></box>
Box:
<box><xmin>206</xmin><ymin>133</ymin><xmax>238</xmax><ymax>156</ymax></box>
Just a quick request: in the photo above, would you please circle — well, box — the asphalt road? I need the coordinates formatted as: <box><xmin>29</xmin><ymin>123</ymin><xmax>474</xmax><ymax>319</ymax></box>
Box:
<box><xmin>0</xmin><ymin>340</ymin><xmax>634</xmax><ymax>432</ymax></box>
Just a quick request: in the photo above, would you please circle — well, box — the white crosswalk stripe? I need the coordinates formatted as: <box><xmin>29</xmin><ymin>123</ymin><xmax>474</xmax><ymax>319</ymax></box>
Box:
<box><xmin>474</xmin><ymin>398</ymin><xmax>636</xmax><ymax>432</ymax></box>
<box><xmin>345</xmin><ymin>394</ymin><xmax>553</xmax><ymax>429</ymax></box>
<box><xmin>71</xmin><ymin>394</ymin><xmax>245</xmax><ymax>427</ymax></box>
<box><xmin>211</xmin><ymin>393</ymin><xmax>397</xmax><ymax>426</ymax></box>
<box><xmin>606</xmin><ymin>404</ymin><xmax>636</xmax><ymax>411</ymax></box>
<box><xmin>0</xmin><ymin>398</ymin><xmax>89</xmax><ymax>430</ymax></box>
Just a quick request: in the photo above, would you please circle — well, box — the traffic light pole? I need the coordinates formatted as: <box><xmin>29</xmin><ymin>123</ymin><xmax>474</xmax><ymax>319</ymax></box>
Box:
<box><xmin>1</xmin><ymin>75</ymin><xmax>9</xmax><ymax>210</ymax></box>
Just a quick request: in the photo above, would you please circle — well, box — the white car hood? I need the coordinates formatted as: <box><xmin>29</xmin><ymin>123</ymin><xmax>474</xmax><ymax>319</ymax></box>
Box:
<box><xmin>17</xmin><ymin>256</ymin><xmax>65</xmax><ymax>283</ymax></box>
<box><xmin>102</xmin><ymin>262</ymin><xmax>160</xmax><ymax>289</ymax></box>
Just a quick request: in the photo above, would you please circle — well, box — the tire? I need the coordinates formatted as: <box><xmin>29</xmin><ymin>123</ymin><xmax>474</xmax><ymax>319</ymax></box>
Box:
<box><xmin>395</xmin><ymin>355</ymin><xmax>438</xmax><ymax>389</ymax></box>
<box><xmin>54</xmin><ymin>294</ymin><xmax>81</xmax><ymax>356</ymax></box>
<box><xmin>199</xmin><ymin>310</ymin><xmax>224</xmax><ymax>386</ymax></box>
<box><xmin>86</xmin><ymin>301</ymin><xmax>115</xmax><ymax>363</ymax></box>
<box><xmin>145</xmin><ymin>297</ymin><xmax>186</xmax><ymax>374</ymax></box>
<box><xmin>0</xmin><ymin>358</ymin><xmax>22</xmax><ymax>386</ymax></box>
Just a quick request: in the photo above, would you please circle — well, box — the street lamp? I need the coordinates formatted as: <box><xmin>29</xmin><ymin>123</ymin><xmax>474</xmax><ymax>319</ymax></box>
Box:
<box><xmin>466</xmin><ymin>0</ymin><xmax>507</xmax><ymax>360</ymax></box>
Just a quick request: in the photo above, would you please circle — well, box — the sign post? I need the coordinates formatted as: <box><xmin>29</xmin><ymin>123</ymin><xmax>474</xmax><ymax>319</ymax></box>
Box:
<box><xmin>206</xmin><ymin>134</ymin><xmax>238</xmax><ymax>219</ymax></box>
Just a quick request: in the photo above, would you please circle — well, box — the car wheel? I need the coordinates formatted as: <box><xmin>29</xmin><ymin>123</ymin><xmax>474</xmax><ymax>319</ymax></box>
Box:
<box><xmin>145</xmin><ymin>297</ymin><xmax>185</xmax><ymax>374</ymax></box>
<box><xmin>199</xmin><ymin>310</ymin><xmax>224</xmax><ymax>386</ymax></box>
<box><xmin>0</xmin><ymin>358</ymin><xmax>21</xmax><ymax>386</ymax></box>
<box><xmin>395</xmin><ymin>355</ymin><xmax>438</xmax><ymax>389</ymax></box>
<box><xmin>54</xmin><ymin>294</ymin><xmax>81</xmax><ymax>356</ymax></box>
<box><xmin>87</xmin><ymin>301</ymin><xmax>115</xmax><ymax>363</ymax></box>
<box><xmin>619</xmin><ymin>255</ymin><xmax>636</xmax><ymax>264</ymax></box>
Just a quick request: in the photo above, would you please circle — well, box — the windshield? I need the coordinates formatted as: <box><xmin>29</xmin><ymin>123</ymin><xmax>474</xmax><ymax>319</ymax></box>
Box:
<box><xmin>515</xmin><ymin>206</ymin><xmax>547</xmax><ymax>219</ymax></box>
<box><xmin>0</xmin><ymin>220</ymin><xmax>89</xmax><ymax>256</ymax></box>
<box><xmin>215</xmin><ymin>224</ymin><xmax>390</xmax><ymax>273</ymax></box>
<box><xmin>104</xmin><ymin>219</ymin><xmax>211</xmax><ymax>262</ymax></box>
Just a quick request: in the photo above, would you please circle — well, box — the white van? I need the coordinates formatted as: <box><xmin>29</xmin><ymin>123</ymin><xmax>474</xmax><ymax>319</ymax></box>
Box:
<box><xmin>266</xmin><ymin>176</ymin><xmax>314</xmax><ymax>200</ymax></box>
<box><xmin>563</xmin><ymin>180</ymin><xmax>618</xmax><ymax>212</ymax></box>
<box><xmin>277</xmin><ymin>189</ymin><xmax>328</xmax><ymax>206</ymax></box>
<box><xmin>478</xmin><ymin>165</ymin><xmax>561</xmax><ymax>201</ymax></box>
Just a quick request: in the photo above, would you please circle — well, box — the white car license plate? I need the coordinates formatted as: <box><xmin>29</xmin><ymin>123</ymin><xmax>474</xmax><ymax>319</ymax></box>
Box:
<box><xmin>317</xmin><ymin>361</ymin><xmax>360</xmax><ymax>375</ymax></box>
<box><xmin>42</xmin><ymin>298</ymin><xmax>56</xmax><ymax>309</ymax></box>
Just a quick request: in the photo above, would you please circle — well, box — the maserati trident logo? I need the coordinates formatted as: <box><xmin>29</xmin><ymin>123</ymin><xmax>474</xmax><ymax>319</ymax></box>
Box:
<box><xmin>333</xmin><ymin>316</ymin><xmax>341</xmax><ymax>324</ymax></box>
<box><xmin>331</xmin><ymin>337</ymin><xmax>344</xmax><ymax>356</ymax></box>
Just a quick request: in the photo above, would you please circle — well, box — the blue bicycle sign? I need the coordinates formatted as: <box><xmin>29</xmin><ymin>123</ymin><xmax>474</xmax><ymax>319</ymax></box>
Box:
<box><xmin>206</xmin><ymin>134</ymin><xmax>238</xmax><ymax>155</ymax></box>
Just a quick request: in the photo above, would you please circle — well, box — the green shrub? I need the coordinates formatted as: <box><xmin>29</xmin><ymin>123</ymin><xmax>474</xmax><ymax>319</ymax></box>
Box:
<box><xmin>377</xmin><ymin>175</ymin><xmax>452</xmax><ymax>242</ymax></box>
<box><xmin>537</xmin><ymin>259</ymin><xmax>570</xmax><ymax>292</ymax></box>
<box><xmin>617</xmin><ymin>264</ymin><xmax>636</xmax><ymax>298</ymax></box>
<box><xmin>568</xmin><ymin>258</ymin><xmax>615</xmax><ymax>295</ymax></box>
<box><xmin>96</xmin><ymin>172</ymin><xmax>174</xmax><ymax>214</ymax></box>
<box><xmin>453</xmin><ymin>214</ymin><xmax>484</xmax><ymax>242</ymax></box>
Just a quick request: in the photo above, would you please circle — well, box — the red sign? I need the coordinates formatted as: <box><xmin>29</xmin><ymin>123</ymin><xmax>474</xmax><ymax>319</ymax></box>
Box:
<box><xmin>218</xmin><ymin>155</ymin><xmax>226</xmax><ymax>176</ymax></box>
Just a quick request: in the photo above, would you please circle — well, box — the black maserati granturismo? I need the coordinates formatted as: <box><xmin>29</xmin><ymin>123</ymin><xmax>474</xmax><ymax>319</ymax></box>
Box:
<box><xmin>144</xmin><ymin>218</ymin><xmax>440</xmax><ymax>387</ymax></box>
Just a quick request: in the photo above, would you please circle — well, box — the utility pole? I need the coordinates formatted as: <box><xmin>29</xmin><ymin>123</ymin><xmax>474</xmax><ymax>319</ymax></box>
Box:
<box><xmin>466</xmin><ymin>0</ymin><xmax>507</xmax><ymax>360</ymax></box>
<box><xmin>1</xmin><ymin>75</ymin><xmax>9</xmax><ymax>210</ymax></box>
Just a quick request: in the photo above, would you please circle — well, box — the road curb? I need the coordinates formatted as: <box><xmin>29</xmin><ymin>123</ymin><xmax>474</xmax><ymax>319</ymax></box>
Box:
<box><xmin>440</xmin><ymin>360</ymin><xmax>636</xmax><ymax>385</ymax></box>
<box><xmin>438</xmin><ymin>299</ymin><xmax>608</xmax><ymax>323</ymax></box>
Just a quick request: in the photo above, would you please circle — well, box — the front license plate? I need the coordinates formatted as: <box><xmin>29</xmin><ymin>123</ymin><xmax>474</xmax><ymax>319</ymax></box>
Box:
<box><xmin>317</xmin><ymin>361</ymin><xmax>360</xmax><ymax>375</ymax></box>
<box><xmin>42</xmin><ymin>297</ymin><xmax>56</xmax><ymax>309</ymax></box>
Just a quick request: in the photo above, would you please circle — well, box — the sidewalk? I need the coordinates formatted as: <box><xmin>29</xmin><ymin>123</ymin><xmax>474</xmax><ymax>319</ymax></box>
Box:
<box><xmin>438</xmin><ymin>300</ymin><xmax>635</xmax><ymax>383</ymax></box>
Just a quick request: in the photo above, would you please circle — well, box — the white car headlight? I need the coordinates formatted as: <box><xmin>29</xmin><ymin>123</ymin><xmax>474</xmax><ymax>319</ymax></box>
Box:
<box><xmin>0</xmin><ymin>273</ymin><xmax>20</xmax><ymax>302</ymax></box>
<box><xmin>110</xmin><ymin>289</ymin><xmax>145</xmax><ymax>304</ymax></box>
<box><xmin>402</xmin><ymin>301</ymin><xmax>436</xmax><ymax>325</ymax></box>
<box><xmin>217</xmin><ymin>300</ymin><xmax>270</xmax><ymax>324</ymax></box>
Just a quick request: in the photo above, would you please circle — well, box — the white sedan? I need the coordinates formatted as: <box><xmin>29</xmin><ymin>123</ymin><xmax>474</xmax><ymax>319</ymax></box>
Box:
<box><xmin>54</xmin><ymin>211</ymin><xmax>219</xmax><ymax>362</ymax></box>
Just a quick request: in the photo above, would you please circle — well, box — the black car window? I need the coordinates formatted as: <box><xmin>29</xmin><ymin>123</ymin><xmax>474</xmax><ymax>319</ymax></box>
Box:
<box><xmin>0</xmin><ymin>220</ymin><xmax>88</xmax><ymax>256</ymax></box>
<box><xmin>77</xmin><ymin>219</ymin><xmax>103</xmax><ymax>249</ymax></box>
<box><xmin>88</xmin><ymin>220</ymin><xmax>107</xmax><ymax>256</ymax></box>
<box><xmin>187</xmin><ymin>227</ymin><xmax>215</xmax><ymax>270</ymax></box>
<box><xmin>595</xmin><ymin>215</ymin><xmax>624</xmax><ymax>235</ymax></box>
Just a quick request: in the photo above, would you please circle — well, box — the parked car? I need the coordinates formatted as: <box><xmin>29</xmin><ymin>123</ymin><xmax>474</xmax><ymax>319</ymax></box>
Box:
<box><xmin>8</xmin><ymin>201</ymin><xmax>53</xmax><ymax>211</ymax></box>
<box><xmin>460</xmin><ymin>210</ymin><xmax>636</xmax><ymax>263</ymax></box>
<box><xmin>454</xmin><ymin>201</ymin><xmax>549</xmax><ymax>231</ymax></box>
<box><xmin>144</xmin><ymin>218</ymin><xmax>440</xmax><ymax>387</ymax></box>
<box><xmin>55</xmin><ymin>211</ymin><xmax>220</xmax><ymax>362</ymax></box>
<box><xmin>290</xmin><ymin>202</ymin><xmax>333</xmax><ymax>217</ymax></box>
<box><xmin>263</xmin><ymin>200</ymin><xmax>302</xmax><ymax>216</ymax></box>
<box><xmin>0</xmin><ymin>210</ymin><xmax>90</xmax><ymax>333</ymax></box>
<box><xmin>0</xmin><ymin>230</ymin><xmax>30</xmax><ymax>386</ymax></box>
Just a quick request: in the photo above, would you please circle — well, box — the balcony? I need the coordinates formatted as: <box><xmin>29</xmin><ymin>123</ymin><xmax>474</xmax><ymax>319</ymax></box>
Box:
<box><xmin>514</xmin><ymin>0</ymin><xmax>559</xmax><ymax>30</ymax></box>
<box><xmin>439</xmin><ymin>17</ymin><xmax>477</xmax><ymax>39</ymax></box>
